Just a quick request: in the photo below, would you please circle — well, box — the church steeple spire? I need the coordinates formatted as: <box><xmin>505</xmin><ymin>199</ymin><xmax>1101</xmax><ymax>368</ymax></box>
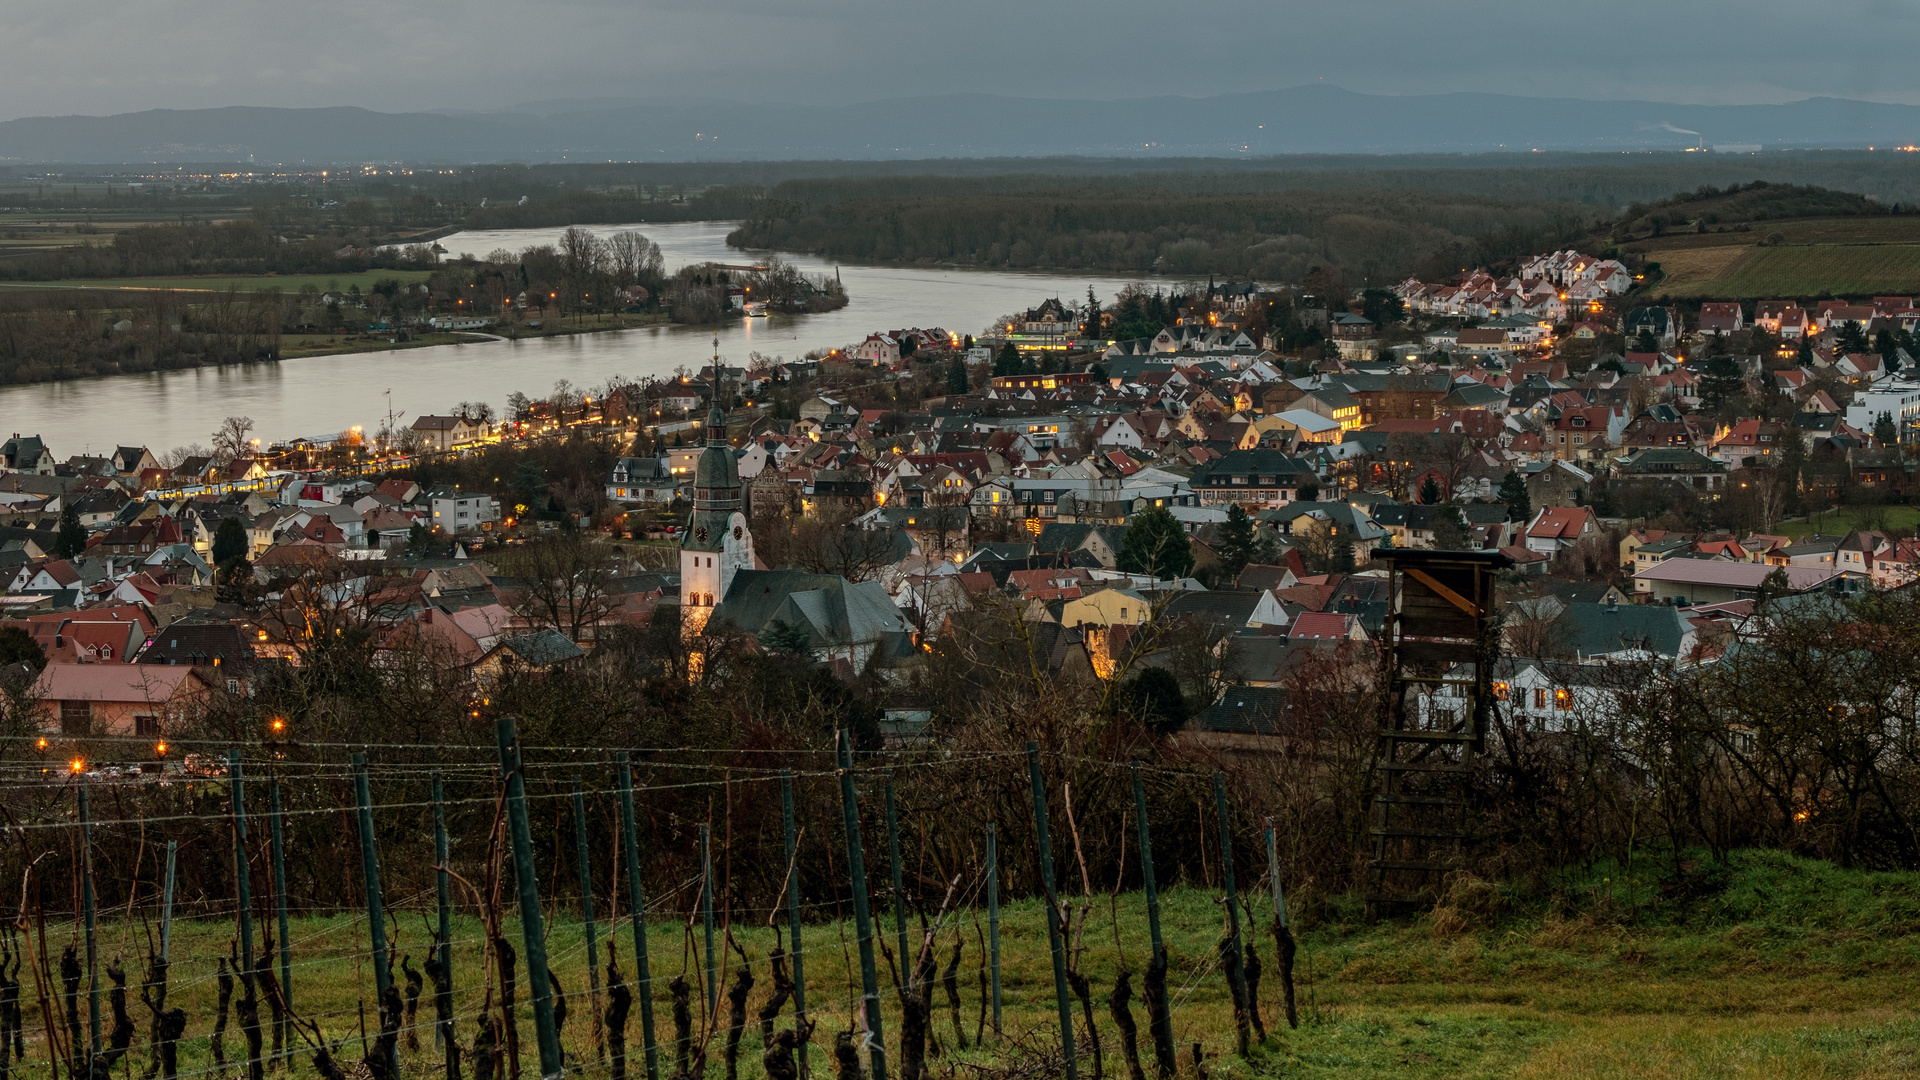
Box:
<box><xmin>707</xmin><ymin>332</ymin><xmax>726</xmax><ymax>444</ymax></box>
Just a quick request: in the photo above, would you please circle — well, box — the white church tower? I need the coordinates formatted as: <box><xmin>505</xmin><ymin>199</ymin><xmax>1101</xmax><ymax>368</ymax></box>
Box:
<box><xmin>679</xmin><ymin>346</ymin><xmax>753</xmax><ymax>634</ymax></box>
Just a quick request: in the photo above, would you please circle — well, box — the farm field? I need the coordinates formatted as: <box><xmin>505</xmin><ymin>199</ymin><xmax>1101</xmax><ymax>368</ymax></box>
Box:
<box><xmin>17</xmin><ymin>851</ymin><xmax>1920</xmax><ymax>1080</ymax></box>
<box><xmin>0</xmin><ymin>270</ymin><xmax>436</xmax><ymax>294</ymax></box>
<box><xmin>1631</xmin><ymin>215</ymin><xmax>1920</xmax><ymax>298</ymax></box>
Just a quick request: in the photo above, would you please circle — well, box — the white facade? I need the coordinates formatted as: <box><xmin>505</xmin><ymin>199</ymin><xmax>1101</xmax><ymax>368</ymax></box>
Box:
<box><xmin>430</xmin><ymin>493</ymin><xmax>500</xmax><ymax>533</ymax></box>
<box><xmin>1845</xmin><ymin>377</ymin><xmax>1920</xmax><ymax>443</ymax></box>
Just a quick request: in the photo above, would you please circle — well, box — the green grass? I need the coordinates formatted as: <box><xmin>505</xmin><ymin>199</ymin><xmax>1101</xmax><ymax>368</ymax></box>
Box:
<box><xmin>1774</xmin><ymin>505</ymin><xmax>1920</xmax><ymax>539</ymax></box>
<box><xmin>0</xmin><ymin>270</ymin><xmax>434</xmax><ymax>294</ymax></box>
<box><xmin>1693</xmin><ymin>244</ymin><xmax>1920</xmax><ymax>298</ymax></box>
<box><xmin>27</xmin><ymin>850</ymin><xmax>1920</xmax><ymax>1079</ymax></box>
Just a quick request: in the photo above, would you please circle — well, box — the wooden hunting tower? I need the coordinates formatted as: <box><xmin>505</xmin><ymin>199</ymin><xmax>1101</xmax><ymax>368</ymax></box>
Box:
<box><xmin>1367</xmin><ymin>548</ymin><xmax>1512</xmax><ymax>914</ymax></box>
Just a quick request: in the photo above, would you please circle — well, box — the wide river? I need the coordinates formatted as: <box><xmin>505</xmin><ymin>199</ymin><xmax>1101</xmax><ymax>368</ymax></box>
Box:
<box><xmin>1</xmin><ymin>222</ymin><xmax>1171</xmax><ymax>456</ymax></box>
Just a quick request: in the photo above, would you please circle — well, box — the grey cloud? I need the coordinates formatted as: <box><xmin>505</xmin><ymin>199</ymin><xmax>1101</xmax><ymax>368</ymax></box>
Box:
<box><xmin>2</xmin><ymin>0</ymin><xmax>1918</xmax><ymax>120</ymax></box>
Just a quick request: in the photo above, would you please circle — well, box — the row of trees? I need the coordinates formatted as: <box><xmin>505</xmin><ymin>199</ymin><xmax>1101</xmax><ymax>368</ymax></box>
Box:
<box><xmin>728</xmin><ymin>183</ymin><xmax>1599</xmax><ymax>284</ymax></box>
<box><xmin>0</xmin><ymin>289</ymin><xmax>282</xmax><ymax>384</ymax></box>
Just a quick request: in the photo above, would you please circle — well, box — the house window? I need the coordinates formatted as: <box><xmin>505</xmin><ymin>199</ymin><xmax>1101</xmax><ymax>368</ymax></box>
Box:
<box><xmin>1533</xmin><ymin>688</ymin><xmax>1547</xmax><ymax>710</ymax></box>
<box><xmin>134</xmin><ymin>715</ymin><xmax>159</xmax><ymax>737</ymax></box>
<box><xmin>1555</xmin><ymin>688</ymin><xmax>1573</xmax><ymax>710</ymax></box>
<box><xmin>61</xmin><ymin>700</ymin><xmax>91</xmax><ymax>735</ymax></box>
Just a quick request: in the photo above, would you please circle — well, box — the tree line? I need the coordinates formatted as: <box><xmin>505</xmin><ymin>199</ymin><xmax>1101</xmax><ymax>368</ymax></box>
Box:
<box><xmin>728</xmin><ymin>184</ymin><xmax>1599</xmax><ymax>284</ymax></box>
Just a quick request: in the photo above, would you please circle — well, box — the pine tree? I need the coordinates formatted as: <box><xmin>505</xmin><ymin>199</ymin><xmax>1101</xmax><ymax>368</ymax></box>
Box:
<box><xmin>1777</xmin><ymin>433</ymin><xmax>1806</xmax><ymax>517</ymax></box>
<box><xmin>946</xmin><ymin>358</ymin><xmax>970</xmax><ymax>395</ymax></box>
<box><xmin>1217</xmin><ymin>503</ymin><xmax>1255</xmax><ymax>581</ymax></box>
<box><xmin>1497</xmin><ymin>470</ymin><xmax>1532</xmax><ymax>525</ymax></box>
<box><xmin>52</xmin><ymin>504</ymin><xmax>85</xmax><ymax>559</ymax></box>
<box><xmin>1084</xmin><ymin>285</ymin><xmax>1103</xmax><ymax>339</ymax></box>
<box><xmin>1700</xmin><ymin>354</ymin><xmax>1744</xmax><ymax>410</ymax></box>
<box><xmin>1418</xmin><ymin>475</ymin><xmax>1442</xmax><ymax>505</ymax></box>
<box><xmin>212</xmin><ymin>515</ymin><xmax>249</xmax><ymax>567</ymax></box>
<box><xmin>1836</xmin><ymin>320</ymin><xmax>1870</xmax><ymax>355</ymax></box>
<box><xmin>993</xmin><ymin>342</ymin><xmax>1022</xmax><ymax>377</ymax></box>
<box><xmin>1328</xmin><ymin>531</ymin><xmax>1356</xmax><ymax>574</ymax></box>
<box><xmin>1874</xmin><ymin>411</ymin><xmax>1897</xmax><ymax>446</ymax></box>
<box><xmin>1116</xmin><ymin>507</ymin><xmax>1195</xmax><ymax>581</ymax></box>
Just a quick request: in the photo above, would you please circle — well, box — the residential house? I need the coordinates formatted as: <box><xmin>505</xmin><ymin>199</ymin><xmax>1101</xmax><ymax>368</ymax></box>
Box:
<box><xmin>0</xmin><ymin>435</ymin><xmax>54</xmax><ymax>475</ymax></box>
<box><xmin>1711</xmin><ymin>419</ymin><xmax>1790</xmax><ymax>467</ymax></box>
<box><xmin>429</xmin><ymin>492</ymin><xmax>500</xmax><ymax>533</ymax></box>
<box><xmin>1524</xmin><ymin>506</ymin><xmax>1599</xmax><ymax>558</ymax></box>
<box><xmin>31</xmin><ymin>664</ymin><xmax>214</xmax><ymax>737</ymax></box>
<box><xmin>607</xmin><ymin>457</ymin><xmax>677</xmax><ymax>503</ymax></box>
<box><xmin>410</xmin><ymin>415</ymin><xmax>489</xmax><ymax>452</ymax></box>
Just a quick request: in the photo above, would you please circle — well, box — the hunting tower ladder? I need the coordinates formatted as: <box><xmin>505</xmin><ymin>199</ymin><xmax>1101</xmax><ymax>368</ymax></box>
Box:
<box><xmin>1367</xmin><ymin>548</ymin><xmax>1511</xmax><ymax>916</ymax></box>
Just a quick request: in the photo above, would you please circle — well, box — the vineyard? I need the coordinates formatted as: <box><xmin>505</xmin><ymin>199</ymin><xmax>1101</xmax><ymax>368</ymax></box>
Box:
<box><xmin>0</xmin><ymin>720</ymin><xmax>1314</xmax><ymax>1080</ymax></box>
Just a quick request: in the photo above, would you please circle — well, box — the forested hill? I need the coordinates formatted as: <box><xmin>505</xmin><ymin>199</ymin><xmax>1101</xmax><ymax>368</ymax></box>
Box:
<box><xmin>727</xmin><ymin>183</ymin><xmax>1600</xmax><ymax>282</ymax></box>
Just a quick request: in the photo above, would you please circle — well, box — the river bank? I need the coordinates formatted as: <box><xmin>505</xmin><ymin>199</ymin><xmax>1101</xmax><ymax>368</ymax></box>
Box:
<box><xmin>2</xmin><ymin>220</ymin><xmax>1159</xmax><ymax>455</ymax></box>
<box><xmin>276</xmin><ymin>311</ymin><xmax>677</xmax><ymax>360</ymax></box>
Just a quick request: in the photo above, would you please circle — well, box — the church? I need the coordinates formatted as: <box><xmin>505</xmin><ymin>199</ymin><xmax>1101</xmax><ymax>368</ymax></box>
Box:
<box><xmin>675</xmin><ymin>362</ymin><xmax>914</xmax><ymax>668</ymax></box>
<box><xmin>678</xmin><ymin>376</ymin><xmax>755</xmax><ymax>635</ymax></box>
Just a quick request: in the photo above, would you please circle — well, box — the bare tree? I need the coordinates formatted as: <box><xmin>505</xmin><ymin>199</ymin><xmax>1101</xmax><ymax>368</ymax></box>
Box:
<box><xmin>211</xmin><ymin>416</ymin><xmax>256</xmax><ymax>463</ymax></box>
<box><xmin>490</xmin><ymin>534</ymin><xmax>619</xmax><ymax>642</ymax></box>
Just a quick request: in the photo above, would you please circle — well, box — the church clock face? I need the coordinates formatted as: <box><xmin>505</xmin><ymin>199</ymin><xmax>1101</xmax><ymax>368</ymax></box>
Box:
<box><xmin>694</xmin><ymin>526</ymin><xmax>708</xmax><ymax>542</ymax></box>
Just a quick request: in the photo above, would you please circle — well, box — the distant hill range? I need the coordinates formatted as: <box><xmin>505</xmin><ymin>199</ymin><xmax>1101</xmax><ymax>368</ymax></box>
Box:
<box><xmin>5</xmin><ymin>86</ymin><xmax>1920</xmax><ymax>163</ymax></box>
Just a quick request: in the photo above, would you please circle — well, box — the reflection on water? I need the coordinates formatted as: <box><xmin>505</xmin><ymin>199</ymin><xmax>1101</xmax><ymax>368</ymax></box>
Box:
<box><xmin>1</xmin><ymin>221</ymin><xmax>1170</xmax><ymax>454</ymax></box>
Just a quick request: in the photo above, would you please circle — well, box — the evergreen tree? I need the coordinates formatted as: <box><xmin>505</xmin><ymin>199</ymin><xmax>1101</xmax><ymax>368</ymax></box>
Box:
<box><xmin>1083</xmin><ymin>286</ymin><xmax>1103</xmax><ymax>339</ymax></box>
<box><xmin>1876</xmin><ymin>328</ymin><xmax>1900</xmax><ymax>363</ymax></box>
<box><xmin>212</xmin><ymin>515</ymin><xmax>249</xmax><ymax>566</ymax></box>
<box><xmin>1328</xmin><ymin>531</ymin><xmax>1356</xmax><ymax>574</ymax></box>
<box><xmin>1874</xmin><ymin>411</ymin><xmax>1897</xmax><ymax>446</ymax></box>
<box><xmin>215</xmin><ymin>558</ymin><xmax>251</xmax><ymax>606</ymax></box>
<box><xmin>1836</xmin><ymin>320</ymin><xmax>1870</xmax><ymax>355</ymax></box>
<box><xmin>1497</xmin><ymin>470</ymin><xmax>1532</xmax><ymax>524</ymax></box>
<box><xmin>1700</xmin><ymin>354</ymin><xmax>1745</xmax><ymax>410</ymax></box>
<box><xmin>993</xmin><ymin>341</ymin><xmax>1022</xmax><ymax>377</ymax></box>
<box><xmin>1296</xmin><ymin>480</ymin><xmax>1320</xmax><ymax>503</ymax></box>
<box><xmin>1418</xmin><ymin>475</ymin><xmax>1442</xmax><ymax>505</ymax></box>
<box><xmin>1634</xmin><ymin>327</ymin><xmax>1660</xmax><ymax>354</ymax></box>
<box><xmin>1217</xmin><ymin>503</ymin><xmax>1256</xmax><ymax>581</ymax></box>
<box><xmin>1120</xmin><ymin>667</ymin><xmax>1188</xmax><ymax>737</ymax></box>
<box><xmin>1797</xmin><ymin>337</ymin><xmax>1815</xmax><ymax>365</ymax></box>
<box><xmin>0</xmin><ymin>626</ymin><xmax>45</xmax><ymax>675</ymax></box>
<box><xmin>1116</xmin><ymin>507</ymin><xmax>1195</xmax><ymax>581</ymax></box>
<box><xmin>945</xmin><ymin>357</ymin><xmax>970</xmax><ymax>395</ymax></box>
<box><xmin>52</xmin><ymin>504</ymin><xmax>85</xmax><ymax>559</ymax></box>
<box><xmin>1776</xmin><ymin>432</ymin><xmax>1806</xmax><ymax>517</ymax></box>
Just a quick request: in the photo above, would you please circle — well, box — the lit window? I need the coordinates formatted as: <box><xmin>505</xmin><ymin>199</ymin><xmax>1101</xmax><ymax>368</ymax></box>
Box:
<box><xmin>1555</xmin><ymin>688</ymin><xmax>1573</xmax><ymax>710</ymax></box>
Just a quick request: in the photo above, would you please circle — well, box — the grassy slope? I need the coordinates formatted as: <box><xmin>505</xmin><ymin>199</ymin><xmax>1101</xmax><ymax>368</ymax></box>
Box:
<box><xmin>35</xmin><ymin>850</ymin><xmax>1920</xmax><ymax>1080</ymax></box>
<box><xmin>1633</xmin><ymin>216</ymin><xmax>1920</xmax><ymax>298</ymax></box>
<box><xmin>1775</xmin><ymin>505</ymin><xmax>1920</xmax><ymax>538</ymax></box>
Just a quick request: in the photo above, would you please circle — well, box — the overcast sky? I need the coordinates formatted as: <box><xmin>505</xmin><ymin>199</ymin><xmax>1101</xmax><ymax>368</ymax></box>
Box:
<box><xmin>5</xmin><ymin>0</ymin><xmax>1919</xmax><ymax>120</ymax></box>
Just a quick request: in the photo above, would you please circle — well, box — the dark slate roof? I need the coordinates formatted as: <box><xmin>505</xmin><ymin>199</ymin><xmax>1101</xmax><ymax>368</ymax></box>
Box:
<box><xmin>713</xmin><ymin>570</ymin><xmax>913</xmax><ymax>650</ymax></box>
<box><xmin>498</xmin><ymin>629</ymin><xmax>586</xmax><ymax>665</ymax></box>
<box><xmin>1550</xmin><ymin>602</ymin><xmax>1691</xmax><ymax>658</ymax></box>
<box><xmin>1161</xmin><ymin>589</ymin><xmax>1262</xmax><ymax>629</ymax></box>
<box><xmin>1194</xmin><ymin>686</ymin><xmax>1289</xmax><ymax>735</ymax></box>
<box><xmin>137</xmin><ymin>624</ymin><xmax>255</xmax><ymax>667</ymax></box>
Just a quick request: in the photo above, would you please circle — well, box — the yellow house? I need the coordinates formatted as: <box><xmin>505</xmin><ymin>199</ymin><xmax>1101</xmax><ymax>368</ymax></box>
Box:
<box><xmin>1059</xmin><ymin>587</ymin><xmax>1153</xmax><ymax>629</ymax></box>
